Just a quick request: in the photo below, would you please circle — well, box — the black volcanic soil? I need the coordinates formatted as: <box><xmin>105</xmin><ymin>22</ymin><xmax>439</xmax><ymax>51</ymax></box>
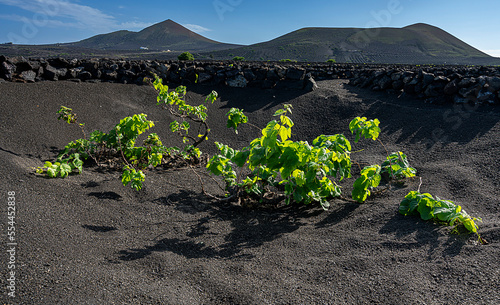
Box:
<box><xmin>1</xmin><ymin>79</ymin><xmax>499</xmax><ymax>304</ymax></box>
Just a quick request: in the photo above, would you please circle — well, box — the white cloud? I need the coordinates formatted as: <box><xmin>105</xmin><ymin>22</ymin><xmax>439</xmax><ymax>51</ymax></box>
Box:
<box><xmin>0</xmin><ymin>0</ymin><xmax>148</xmax><ymax>33</ymax></box>
<box><xmin>483</xmin><ymin>50</ymin><xmax>500</xmax><ymax>58</ymax></box>
<box><xmin>183</xmin><ymin>24</ymin><xmax>211</xmax><ymax>33</ymax></box>
<box><xmin>120</xmin><ymin>21</ymin><xmax>153</xmax><ymax>30</ymax></box>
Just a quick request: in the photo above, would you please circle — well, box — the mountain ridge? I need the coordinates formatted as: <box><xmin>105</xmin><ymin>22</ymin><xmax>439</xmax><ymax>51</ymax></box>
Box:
<box><xmin>65</xmin><ymin>19</ymin><xmax>241</xmax><ymax>52</ymax></box>
<box><xmin>3</xmin><ymin>20</ymin><xmax>499</xmax><ymax>65</ymax></box>
<box><xmin>207</xmin><ymin>22</ymin><xmax>497</xmax><ymax>65</ymax></box>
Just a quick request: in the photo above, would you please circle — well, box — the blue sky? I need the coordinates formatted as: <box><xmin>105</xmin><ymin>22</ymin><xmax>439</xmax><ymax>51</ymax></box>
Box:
<box><xmin>1</xmin><ymin>0</ymin><xmax>499</xmax><ymax>57</ymax></box>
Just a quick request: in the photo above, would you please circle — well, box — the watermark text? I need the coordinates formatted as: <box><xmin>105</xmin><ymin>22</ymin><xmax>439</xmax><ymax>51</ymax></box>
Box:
<box><xmin>6</xmin><ymin>191</ymin><xmax>17</xmax><ymax>298</ymax></box>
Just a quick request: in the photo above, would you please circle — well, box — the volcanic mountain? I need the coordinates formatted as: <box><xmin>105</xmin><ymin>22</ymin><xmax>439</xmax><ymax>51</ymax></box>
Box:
<box><xmin>66</xmin><ymin>19</ymin><xmax>241</xmax><ymax>52</ymax></box>
<box><xmin>208</xmin><ymin>23</ymin><xmax>499</xmax><ymax>65</ymax></box>
<box><xmin>2</xmin><ymin>21</ymin><xmax>498</xmax><ymax>65</ymax></box>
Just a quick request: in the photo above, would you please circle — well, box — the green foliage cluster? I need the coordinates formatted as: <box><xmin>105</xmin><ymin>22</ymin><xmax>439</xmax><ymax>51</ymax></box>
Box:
<box><xmin>381</xmin><ymin>152</ymin><xmax>417</xmax><ymax>180</ymax></box>
<box><xmin>225</xmin><ymin>108</ymin><xmax>248</xmax><ymax>134</ymax></box>
<box><xmin>207</xmin><ymin>107</ymin><xmax>415</xmax><ymax>209</ymax></box>
<box><xmin>232</xmin><ymin>56</ymin><xmax>245</xmax><ymax>61</ymax></box>
<box><xmin>37</xmin><ymin>76</ymin><xmax>218</xmax><ymax>191</ymax></box>
<box><xmin>178</xmin><ymin>51</ymin><xmax>194</xmax><ymax>61</ymax></box>
<box><xmin>349</xmin><ymin>116</ymin><xmax>380</xmax><ymax>142</ymax></box>
<box><xmin>153</xmin><ymin>76</ymin><xmax>217</xmax><ymax>148</ymax></box>
<box><xmin>326</xmin><ymin>59</ymin><xmax>336</xmax><ymax>63</ymax></box>
<box><xmin>279</xmin><ymin>59</ymin><xmax>297</xmax><ymax>62</ymax></box>
<box><xmin>400</xmin><ymin>191</ymin><xmax>482</xmax><ymax>238</ymax></box>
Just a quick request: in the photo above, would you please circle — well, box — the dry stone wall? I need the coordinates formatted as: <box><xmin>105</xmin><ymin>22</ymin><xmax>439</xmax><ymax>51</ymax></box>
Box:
<box><xmin>348</xmin><ymin>65</ymin><xmax>500</xmax><ymax>105</ymax></box>
<box><xmin>1</xmin><ymin>55</ymin><xmax>499</xmax><ymax>105</ymax></box>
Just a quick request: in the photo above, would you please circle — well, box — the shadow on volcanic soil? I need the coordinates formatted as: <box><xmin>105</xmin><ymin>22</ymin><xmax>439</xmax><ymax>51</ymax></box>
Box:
<box><xmin>117</xmin><ymin>189</ymin><xmax>328</xmax><ymax>261</ymax></box>
<box><xmin>173</xmin><ymin>81</ymin><xmax>309</xmax><ymax>114</ymax></box>
<box><xmin>344</xmin><ymin>84</ymin><xmax>500</xmax><ymax>148</ymax></box>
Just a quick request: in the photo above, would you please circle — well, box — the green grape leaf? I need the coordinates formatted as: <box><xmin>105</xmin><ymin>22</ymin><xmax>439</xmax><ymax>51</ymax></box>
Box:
<box><xmin>349</xmin><ymin>117</ymin><xmax>381</xmax><ymax>142</ymax></box>
<box><xmin>233</xmin><ymin>150</ymin><xmax>251</xmax><ymax>167</ymax></box>
<box><xmin>58</xmin><ymin>163</ymin><xmax>72</xmax><ymax>178</ymax></box>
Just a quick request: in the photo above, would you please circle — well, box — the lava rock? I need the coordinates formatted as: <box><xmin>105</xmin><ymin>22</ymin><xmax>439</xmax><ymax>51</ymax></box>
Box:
<box><xmin>197</xmin><ymin>73</ymin><xmax>212</xmax><ymax>83</ymax></box>
<box><xmin>78</xmin><ymin>71</ymin><xmax>93</xmax><ymax>81</ymax></box>
<box><xmin>421</xmin><ymin>71</ymin><xmax>435</xmax><ymax>87</ymax></box>
<box><xmin>377</xmin><ymin>75</ymin><xmax>393</xmax><ymax>90</ymax></box>
<box><xmin>20</xmin><ymin>70</ymin><xmax>36</xmax><ymax>83</ymax></box>
<box><xmin>43</xmin><ymin>65</ymin><xmax>59</xmax><ymax>81</ymax></box>
<box><xmin>443</xmin><ymin>80</ymin><xmax>459</xmax><ymax>95</ymax></box>
<box><xmin>487</xmin><ymin>76</ymin><xmax>500</xmax><ymax>92</ymax></box>
<box><xmin>304</xmin><ymin>75</ymin><xmax>318</xmax><ymax>92</ymax></box>
<box><xmin>286</xmin><ymin>67</ymin><xmax>306</xmax><ymax>80</ymax></box>
<box><xmin>227</xmin><ymin>74</ymin><xmax>248</xmax><ymax>88</ymax></box>
<box><xmin>1</xmin><ymin>61</ymin><xmax>16</xmax><ymax>80</ymax></box>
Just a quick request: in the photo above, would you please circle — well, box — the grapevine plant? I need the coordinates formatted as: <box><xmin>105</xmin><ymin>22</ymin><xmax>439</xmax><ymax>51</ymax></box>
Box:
<box><xmin>207</xmin><ymin>110</ymin><xmax>483</xmax><ymax>239</ymax></box>
<box><xmin>36</xmin><ymin>76</ymin><xmax>218</xmax><ymax>190</ymax></box>
<box><xmin>400</xmin><ymin>191</ymin><xmax>483</xmax><ymax>242</ymax></box>
<box><xmin>207</xmin><ymin>109</ymin><xmax>416</xmax><ymax>209</ymax></box>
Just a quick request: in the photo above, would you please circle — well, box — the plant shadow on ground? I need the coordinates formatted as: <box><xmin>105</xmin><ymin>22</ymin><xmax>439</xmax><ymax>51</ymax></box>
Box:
<box><xmin>183</xmin><ymin>82</ymin><xmax>309</xmax><ymax>114</ymax></box>
<box><xmin>88</xmin><ymin>191</ymin><xmax>123</xmax><ymax>201</ymax></box>
<box><xmin>378</xmin><ymin>212</ymin><xmax>470</xmax><ymax>258</ymax></box>
<box><xmin>82</xmin><ymin>225</ymin><xmax>118</xmax><ymax>232</ymax></box>
<box><xmin>117</xmin><ymin>189</ymin><xmax>325</xmax><ymax>261</ymax></box>
<box><xmin>344</xmin><ymin>85</ymin><xmax>500</xmax><ymax>148</ymax></box>
<box><xmin>314</xmin><ymin>200</ymin><xmax>361</xmax><ymax>228</ymax></box>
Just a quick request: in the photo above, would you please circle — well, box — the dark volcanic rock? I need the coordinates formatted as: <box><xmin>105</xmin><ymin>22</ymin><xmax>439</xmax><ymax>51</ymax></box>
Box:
<box><xmin>43</xmin><ymin>65</ymin><xmax>59</xmax><ymax>81</ymax></box>
<box><xmin>103</xmin><ymin>70</ymin><xmax>118</xmax><ymax>81</ymax></box>
<box><xmin>487</xmin><ymin>76</ymin><xmax>500</xmax><ymax>92</ymax></box>
<box><xmin>424</xmin><ymin>83</ymin><xmax>445</xmax><ymax>97</ymax></box>
<box><xmin>443</xmin><ymin>80</ymin><xmax>459</xmax><ymax>95</ymax></box>
<box><xmin>304</xmin><ymin>75</ymin><xmax>318</xmax><ymax>92</ymax></box>
<box><xmin>78</xmin><ymin>71</ymin><xmax>93</xmax><ymax>81</ymax></box>
<box><xmin>226</xmin><ymin>74</ymin><xmax>247</xmax><ymax>88</ymax></box>
<box><xmin>20</xmin><ymin>70</ymin><xmax>36</xmax><ymax>83</ymax></box>
<box><xmin>286</xmin><ymin>67</ymin><xmax>306</xmax><ymax>80</ymax></box>
<box><xmin>261</xmin><ymin>79</ymin><xmax>276</xmax><ymax>89</ymax></box>
<box><xmin>477</xmin><ymin>90</ymin><xmax>496</xmax><ymax>104</ymax></box>
<box><xmin>421</xmin><ymin>71</ymin><xmax>435</xmax><ymax>87</ymax></box>
<box><xmin>377</xmin><ymin>75</ymin><xmax>393</xmax><ymax>90</ymax></box>
<box><xmin>1</xmin><ymin>61</ymin><xmax>16</xmax><ymax>80</ymax></box>
<box><xmin>15</xmin><ymin>58</ymin><xmax>36</xmax><ymax>72</ymax></box>
<box><xmin>197</xmin><ymin>73</ymin><xmax>212</xmax><ymax>83</ymax></box>
<box><xmin>392</xmin><ymin>80</ymin><xmax>404</xmax><ymax>91</ymax></box>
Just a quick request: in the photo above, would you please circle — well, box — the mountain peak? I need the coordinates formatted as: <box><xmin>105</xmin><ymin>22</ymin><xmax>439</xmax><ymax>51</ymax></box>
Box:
<box><xmin>404</xmin><ymin>23</ymin><xmax>433</xmax><ymax>28</ymax></box>
<box><xmin>139</xmin><ymin>19</ymin><xmax>190</xmax><ymax>35</ymax></box>
<box><xmin>70</xmin><ymin>19</ymin><xmax>241</xmax><ymax>52</ymax></box>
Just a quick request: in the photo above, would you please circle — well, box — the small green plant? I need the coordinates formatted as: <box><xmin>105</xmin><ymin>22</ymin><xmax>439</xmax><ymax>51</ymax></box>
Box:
<box><xmin>399</xmin><ymin>191</ymin><xmax>484</xmax><ymax>242</ymax></box>
<box><xmin>37</xmin><ymin>109</ymin><xmax>163</xmax><ymax>190</ymax></box>
<box><xmin>178</xmin><ymin>51</ymin><xmax>194</xmax><ymax>61</ymax></box>
<box><xmin>37</xmin><ymin>77</ymin><xmax>218</xmax><ymax>191</ymax></box>
<box><xmin>326</xmin><ymin>59</ymin><xmax>336</xmax><ymax>63</ymax></box>
<box><xmin>351</xmin><ymin>165</ymin><xmax>381</xmax><ymax>203</ymax></box>
<box><xmin>381</xmin><ymin>152</ymin><xmax>416</xmax><ymax>180</ymax></box>
<box><xmin>349</xmin><ymin>116</ymin><xmax>380</xmax><ymax>142</ymax></box>
<box><xmin>279</xmin><ymin>59</ymin><xmax>297</xmax><ymax>63</ymax></box>
<box><xmin>232</xmin><ymin>56</ymin><xmax>245</xmax><ymax>61</ymax></box>
<box><xmin>225</xmin><ymin>108</ymin><xmax>248</xmax><ymax>134</ymax></box>
<box><xmin>153</xmin><ymin>76</ymin><xmax>218</xmax><ymax>150</ymax></box>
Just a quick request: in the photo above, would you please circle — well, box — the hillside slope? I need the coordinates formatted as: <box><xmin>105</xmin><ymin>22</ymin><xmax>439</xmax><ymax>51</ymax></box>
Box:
<box><xmin>66</xmin><ymin>19</ymin><xmax>240</xmax><ymax>52</ymax></box>
<box><xmin>207</xmin><ymin>23</ymin><xmax>499</xmax><ymax>65</ymax></box>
